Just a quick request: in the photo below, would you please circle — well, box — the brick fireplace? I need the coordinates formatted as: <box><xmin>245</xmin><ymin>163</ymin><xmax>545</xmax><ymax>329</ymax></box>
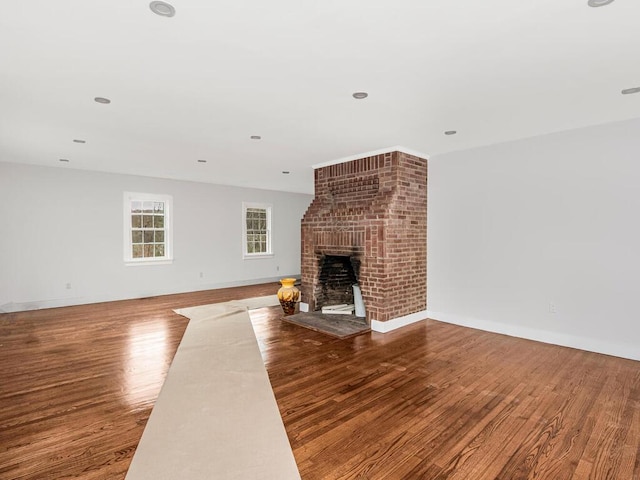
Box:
<box><xmin>300</xmin><ymin>149</ymin><xmax>427</xmax><ymax>328</ymax></box>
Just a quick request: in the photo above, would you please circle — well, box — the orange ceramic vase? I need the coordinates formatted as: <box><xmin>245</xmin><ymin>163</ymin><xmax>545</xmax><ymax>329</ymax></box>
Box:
<box><xmin>277</xmin><ymin>278</ymin><xmax>300</xmax><ymax>315</ymax></box>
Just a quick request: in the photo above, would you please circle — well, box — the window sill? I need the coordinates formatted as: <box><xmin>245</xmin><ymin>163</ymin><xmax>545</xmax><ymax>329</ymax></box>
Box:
<box><xmin>125</xmin><ymin>259</ymin><xmax>174</xmax><ymax>266</ymax></box>
<box><xmin>243</xmin><ymin>253</ymin><xmax>274</xmax><ymax>260</ymax></box>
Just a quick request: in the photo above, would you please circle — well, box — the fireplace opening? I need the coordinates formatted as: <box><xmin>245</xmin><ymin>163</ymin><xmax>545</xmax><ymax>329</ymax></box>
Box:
<box><xmin>314</xmin><ymin>255</ymin><xmax>360</xmax><ymax>311</ymax></box>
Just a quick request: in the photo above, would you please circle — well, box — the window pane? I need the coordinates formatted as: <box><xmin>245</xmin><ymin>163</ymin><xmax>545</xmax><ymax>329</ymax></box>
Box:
<box><xmin>243</xmin><ymin>204</ymin><xmax>270</xmax><ymax>256</ymax></box>
<box><xmin>126</xmin><ymin>193</ymin><xmax>172</xmax><ymax>263</ymax></box>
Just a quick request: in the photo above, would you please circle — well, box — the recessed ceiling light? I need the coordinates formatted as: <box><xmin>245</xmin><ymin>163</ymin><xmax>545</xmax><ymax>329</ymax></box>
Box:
<box><xmin>282</xmin><ymin>171</ymin><xmax>290</xmax><ymax>174</ymax></box>
<box><xmin>250</xmin><ymin>135</ymin><xmax>262</xmax><ymax>140</ymax></box>
<box><xmin>588</xmin><ymin>0</ymin><xmax>614</xmax><ymax>6</ymax></box>
<box><xmin>444</xmin><ymin>130</ymin><xmax>457</xmax><ymax>135</ymax></box>
<box><xmin>352</xmin><ymin>92</ymin><xmax>368</xmax><ymax>99</ymax></box>
<box><xmin>150</xmin><ymin>1</ymin><xmax>176</xmax><ymax>17</ymax></box>
<box><xmin>94</xmin><ymin>97</ymin><xmax>111</xmax><ymax>104</ymax></box>
<box><xmin>621</xmin><ymin>86</ymin><xmax>640</xmax><ymax>95</ymax></box>
<box><xmin>73</xmin><ymin>139</ymin><xmax>86</xmax><ymax>144</ymax></box>
<box><xmin>59</xmin><ymin>158</ymin><xmax>70</xmax><ymax>163</ymax></box>
<box><xmin>197</xmin><ymin>159</ymin><xmax>207</xmax><ymax>163</ymax></box>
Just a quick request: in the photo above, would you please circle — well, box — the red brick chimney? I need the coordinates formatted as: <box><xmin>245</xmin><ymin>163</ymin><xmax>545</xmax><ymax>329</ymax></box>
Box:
<box><xmin>301</xmin><ymin>149</ymin><xmax>427</xmax><ymax>328</ymax></box>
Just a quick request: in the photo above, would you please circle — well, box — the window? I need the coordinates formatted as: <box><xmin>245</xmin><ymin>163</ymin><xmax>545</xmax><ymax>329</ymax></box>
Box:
<box><xmin>242</xmin><ymin>203</ymin><xmax>272</xmax><ymax>258</ymax></box>
<box><xmin>124</xmin><ymin>192</ymin><xmax>173</xmax><ymax>264</ymax></box>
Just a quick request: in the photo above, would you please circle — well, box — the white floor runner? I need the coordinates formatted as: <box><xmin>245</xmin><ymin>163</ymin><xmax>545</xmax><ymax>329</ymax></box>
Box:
<box><xmin>125</xmin><ymin>296</ymin><xmax>300</xmax><ymax>480</ymax></box>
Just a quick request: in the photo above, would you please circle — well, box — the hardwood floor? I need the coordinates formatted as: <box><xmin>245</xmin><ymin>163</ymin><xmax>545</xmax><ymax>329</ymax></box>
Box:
<box><xmin>0</xmin><ymin>283</ymin><xmax>275</xmax><ymax>480</ymax></box>
<box><xmin>1</xmin><ymin>284</ymin><xmax>639</xmax><ymax>479</ymax></box>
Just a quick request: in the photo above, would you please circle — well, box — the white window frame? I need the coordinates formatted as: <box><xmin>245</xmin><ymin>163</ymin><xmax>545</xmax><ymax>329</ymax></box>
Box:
<box><xmin>242</xmin><ymin>202</ymin><xmax>273</xmax><ymax>259</ymax></box>
<box><xmin>123</xmin><ymin>192</ymin><xmax>173</xmax><ymax>265</ymax></box>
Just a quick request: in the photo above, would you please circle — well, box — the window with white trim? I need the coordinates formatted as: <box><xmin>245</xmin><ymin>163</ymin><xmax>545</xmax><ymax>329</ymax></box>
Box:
<box><xmin>124</xmin><ymin>192</ymin><xmax>173</xmax><ymax>264</ymax></box>
<box><xmin>242</xmin><ymin>203</ymin><xmax>272</xmax><ymax>258</ymax></box>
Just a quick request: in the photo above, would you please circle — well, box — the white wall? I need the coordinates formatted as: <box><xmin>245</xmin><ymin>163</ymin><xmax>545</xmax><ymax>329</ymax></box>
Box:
<box><xmin>427</xmin><ymin>118</ymin><xmax>640</xmax><ymax>361</ymax></box>
<box><xmin>0</xmin><ymin>162</ymin><xmax>312</xmax><ymax>312</ymax></box>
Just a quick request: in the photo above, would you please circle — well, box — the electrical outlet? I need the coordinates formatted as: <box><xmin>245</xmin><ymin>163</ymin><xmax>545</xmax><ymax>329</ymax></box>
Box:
<box><xmin>276</xmin><ymin>265</ymin><xmax>280</xmax><ymax>271</ymax></box>
<box><xmin>66</xmin><ymin>283</ymin><xmax>72</xmax><ymax>290</ymax></box>
<box><xmin>549</xmin><ymin>303</ymin><xmax>557</xmax><ymax>314</ymax></box>
<box><xmin>199</xmin><ymin>272</ymin><xmax>204</xmax><ymax>278</ymax></box>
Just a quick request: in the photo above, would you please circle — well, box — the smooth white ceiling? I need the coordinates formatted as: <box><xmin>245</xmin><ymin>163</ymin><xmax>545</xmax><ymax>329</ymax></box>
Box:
<box><xmin>1</xmin><ymin>0</ymin><xmax>639</xmax><ymax>194</ymax></box>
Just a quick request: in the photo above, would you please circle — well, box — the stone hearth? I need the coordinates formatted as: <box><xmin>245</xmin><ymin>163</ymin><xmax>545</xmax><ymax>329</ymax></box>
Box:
<box><xmin>300</xmin><ymin>150</ymin><xmax>427</xmax><ymax>327</ymax></box>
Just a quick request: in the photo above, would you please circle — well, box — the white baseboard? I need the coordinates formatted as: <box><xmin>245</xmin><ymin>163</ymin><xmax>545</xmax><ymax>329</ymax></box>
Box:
<box><xmin>370</xmin><ymin>310</ymin><xmax>429</xmax><ymax>333</ymax></box>
<box><xmin>427</xmin><ymin>310</ymin><xmax>640</xmax><ymax>362</ymax></box>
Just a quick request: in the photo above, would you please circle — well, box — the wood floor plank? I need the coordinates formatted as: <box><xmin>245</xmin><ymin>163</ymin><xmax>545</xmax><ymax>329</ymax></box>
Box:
<box><xmin>1</xmin><ymin>285</ymin><xmax>639</xmax><ymax>479</ymax></box>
